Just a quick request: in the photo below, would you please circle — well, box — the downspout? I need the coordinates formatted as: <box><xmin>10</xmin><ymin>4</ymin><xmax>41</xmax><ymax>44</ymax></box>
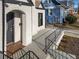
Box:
<box><xmin>31</xmin><ymin>6</ymin><xmax>33</xmax><ymax>40</ymax></box>
<box><xmin>2</xmin><ymin>0</ymin><xmax>5</xmax><ymax>59</ymax></box>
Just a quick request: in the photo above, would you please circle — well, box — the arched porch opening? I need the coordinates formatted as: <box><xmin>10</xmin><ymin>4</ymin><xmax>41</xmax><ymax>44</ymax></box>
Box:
<box><xmin>6</xmin><ymin>10</ymin><xmax>26</xmax><ymax>54</ymax></box>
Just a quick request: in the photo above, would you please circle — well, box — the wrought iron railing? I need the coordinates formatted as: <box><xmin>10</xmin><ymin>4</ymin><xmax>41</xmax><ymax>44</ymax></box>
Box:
<box><xmin>3</xmin><ymin>48</ymin><xmax>39</xmax><ymax>59</ymax></box>
<box><xmin>19</xmin><ymin>50</ymin><xmax>39</xmax><ymax>59</ymax></box>
<box><xmin>45</xmin><ymin>29</ymin><xmax>76</xmax><ymax>59</ymax></box>
<box><xmin>45</xmin><ymin>28</ymin><xmax>62</xmax><ymax>53</ymax></box>
<box><xmin>49</xmin><ymin>41</ymin><xmax>75</xmax><ymax>59</ymax></box>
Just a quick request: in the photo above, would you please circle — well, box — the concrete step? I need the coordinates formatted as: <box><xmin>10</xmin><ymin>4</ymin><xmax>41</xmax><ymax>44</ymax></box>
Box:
<box><xmin>33</xmin><ymin>28</ymin><xmax>56</xmax><ymax>50</ymax></box>
<box><xmin>48</xmin><ymin>49</ymin><xmax>76</xmax><ymax>59</ymax></box>
<box><xmin>23</xmin><ymin>42</ymin><xmax>52</xmax><ymax>59</ymax></box>
<box><xmin>0</xmin><ymin>28</ymin><xmax>65</xmax><ymax>59</ymax></box>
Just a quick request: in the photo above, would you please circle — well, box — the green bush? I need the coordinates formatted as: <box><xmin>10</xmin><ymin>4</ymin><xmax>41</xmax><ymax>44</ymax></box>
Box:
<box><xmin>65</xmin><ymin>14</ymin><xmax>77</xmax><ymax>24</ymax></box>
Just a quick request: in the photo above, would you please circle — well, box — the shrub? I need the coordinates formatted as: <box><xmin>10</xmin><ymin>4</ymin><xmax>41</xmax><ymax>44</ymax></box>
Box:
<box><xmin>65</xmin><ymin>14</ymin><xmax>77</xmax><ymax>24</ymax></box>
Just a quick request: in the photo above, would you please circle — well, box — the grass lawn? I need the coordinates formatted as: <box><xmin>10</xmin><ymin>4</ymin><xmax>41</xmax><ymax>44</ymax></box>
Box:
<box><xmin>54</xmin><ymin>23</ymin><xmax>79</xmax><ymax>30</ymax></box>
<box><xmin>64</xmin><ymin>24</ymin><xmax>79</xmax><ymax>30</ymax></box>
<box><xmin>70</xmin><ymin>23</ymin><xmax>79</xmax><ymax>28</ymax></box>
<box><xmin>58</xmin><ymin>35</ymin><xmax>79</xmax><ymax>59</ymax></box>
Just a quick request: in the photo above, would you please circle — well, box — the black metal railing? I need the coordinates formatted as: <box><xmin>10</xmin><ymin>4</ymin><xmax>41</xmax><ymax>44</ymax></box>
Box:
<box><xmin>3</xmin><ymin>48</ymin><xmax>39</xmax><ymax>59</ymax></box>
<box><xmin>45</xmin><ymin>28</ymin><xmax>62</xmax><ymax>53</ymax></box>
<box><xmin>49</xmin><ymin>41</ymin><xmax>75</xmax><ymax>59</ymax></box>
<box><xmin>44</xmin><ymin>29</ymin><xmax>76</xmax><ymax>59</ymax></box>
<box><xmin>19</xmin><ymin>50</ymin><xmax>39</xmax><ymax>59</ymax></box>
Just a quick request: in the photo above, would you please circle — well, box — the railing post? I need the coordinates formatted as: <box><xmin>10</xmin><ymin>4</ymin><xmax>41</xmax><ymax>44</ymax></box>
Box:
<box><xmin>55</xmin><ymin>30</ymin><xmax>57</xmax><ymax>42</ymax></box>
<box><xmin>29</xmin><ymin>51</ymin><xmax>30</xmax><ymax>59</ymax></box>
<box><xmin>45</xmin><ymin>38</ymin><xmax>47</xmax><ymax>54</ymax></box>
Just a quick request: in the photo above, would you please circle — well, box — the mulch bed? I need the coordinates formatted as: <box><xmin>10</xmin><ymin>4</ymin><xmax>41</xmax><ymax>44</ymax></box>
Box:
<box><xmin>58</xmin><ymin>35</ymin><xmax>79</xmax><ymax>59</ymax></box>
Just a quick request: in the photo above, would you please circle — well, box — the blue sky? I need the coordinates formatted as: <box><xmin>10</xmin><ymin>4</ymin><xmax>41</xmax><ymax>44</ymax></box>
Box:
<box><xmin>73</xmin><ymin>0</ymin><xmax>79</xmax><ymax>8</ymax></box>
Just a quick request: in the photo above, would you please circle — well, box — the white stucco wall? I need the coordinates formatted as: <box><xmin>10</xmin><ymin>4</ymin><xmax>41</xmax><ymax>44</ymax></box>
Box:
<box><xmin>0</xmin><ymin>0</ymin><xmax>45</xmax><ymax>51</ymax></box>
<box><xmin>0</xmin><ymin>1</ymin><xmax>2</xmax><ymax>51</ymax></box>
<box><xmin>14</xmin><ymin>13</ymin><xmax>21</xmax><ymax>42</ymax></box>
<box><xmin>5</xmin><ymin>3</ymin><xmax>32</xmax><ymax>47</ymax></box>
<box><xmin>32</xmin><ymin>0</ymin><xmax>45</xmax><ymax>35</ymax></box>
<box><xmin>32</xmin><ymin>8</ymin><xmax>45</xmax><ymax>35</ymax></box>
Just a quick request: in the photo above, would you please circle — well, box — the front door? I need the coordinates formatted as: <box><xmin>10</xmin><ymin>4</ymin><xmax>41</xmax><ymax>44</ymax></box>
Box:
<box><xmin>7</xmin><ymin>12</ymin><xmax>14</xmax><ymax>44</ymax></box>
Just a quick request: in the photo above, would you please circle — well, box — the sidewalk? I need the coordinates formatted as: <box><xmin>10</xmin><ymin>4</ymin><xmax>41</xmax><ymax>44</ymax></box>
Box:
<box><xmin>23</xmin><ymin>28</ymin><xmax>56</xmax><ymax>59</ymax></box>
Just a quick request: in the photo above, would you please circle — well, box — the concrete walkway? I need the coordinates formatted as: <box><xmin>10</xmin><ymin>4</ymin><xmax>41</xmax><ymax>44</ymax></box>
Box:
<box><xmin>23</xmin><ymin>28</ymin><xmax>56</xmax><ymax>59</ymax></box>
<box><xmin>0</xmin><ymin>28</ymin><xmax>56</xmax><ymax>59</ymax></box>
<box><xmin>33</xmin><ymin>28</ymin><xmax>56</xmax><ymax>50</ymax></box>
<box><xmin>23</xmin><ymin>28</ymin><xmax>77</xmax><ymax>59</ymax></box>
<box><xmin>1</xmin><ymin>28</ymin><xmax>73</xmax><ymax>59</ymax></box>
<box><xmin>23</xmin><ymin>28</ymin><xmax>64</xmax><ymax>59</ymax></box>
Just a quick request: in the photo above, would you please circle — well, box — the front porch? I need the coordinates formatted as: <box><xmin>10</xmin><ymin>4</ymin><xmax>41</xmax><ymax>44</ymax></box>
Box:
<box><xmin>0</xmin><ymin>28</ymin><xmax>65</xmax><ymax>59</ymax></box>
<box><xmin>7</xmin><ymin>41</ymin><xmax>25</xmax><ymax>57</ymax></box>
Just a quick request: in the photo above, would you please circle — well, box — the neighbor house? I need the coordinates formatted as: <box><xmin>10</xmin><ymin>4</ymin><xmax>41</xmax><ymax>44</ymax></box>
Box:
<box><xmin>0</xmin><ymin>0</ymin><xmax>45</xmax><ymax>52</ymax></box>
<box><xmin>43</xmin><ymin>0</ymin><xmax>65</xmax><ymax>24</ymax></box>
<box><xmin>43</xmin><ymin>0</ymin><xmax>73</xmax><ymax>25</ymax></box>
<box><xmin>59</xmin><ymin>0</ymin><xmax>74</xmax><ymax>16</ymax></box>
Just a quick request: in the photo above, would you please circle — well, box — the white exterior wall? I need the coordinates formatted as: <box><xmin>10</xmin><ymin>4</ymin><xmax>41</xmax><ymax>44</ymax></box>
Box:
<box><xmin>0</xmin><ymin>0</ymin><xmax>45</xmax><ymax>51</ymax></box>
<box><xmin>17</xmin><ymin>0</ymin><xmax>28</xmax><ymax>2</ymax></box>
<box><xmin>32</xmin><ymin>0</ymin><xmax>45</xmax><ymax>35</ymax></box>
<box><xmin>14</xmin><ymin>13</ymin><xmax>21</xmax><ymax>42</ymax></box>
<box><xmin>0</xmin><ymin>1</ymin><xmax>2</xmax><ymax>51</ymax></box>
<box><xmin>5</xmin><ymin>3</ymin><xmax>32</xmax><ymax>47</ymax></box>
<box><xmin>32</xmin><ymin>7</ymin><xmax>45</xmax><ymax>35</ymax></box>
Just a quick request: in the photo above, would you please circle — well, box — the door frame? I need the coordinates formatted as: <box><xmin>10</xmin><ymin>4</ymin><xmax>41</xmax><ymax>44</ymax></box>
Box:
<box><xmin>6</xmin><ymin>12</ymin><xmax>15</xmax><ymax>45</ymax></box>
<box><xmin>6</xmin><ymin>11</ymin><xmax>23</xmax><ymax>45</ymax></box>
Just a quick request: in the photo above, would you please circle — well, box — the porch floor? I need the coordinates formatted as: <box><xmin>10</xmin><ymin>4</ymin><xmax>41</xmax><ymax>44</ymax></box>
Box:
<box><xmin>7</xmin><ymin>41</ymin><xmax>25</xmax><ymax>56</ymax></box>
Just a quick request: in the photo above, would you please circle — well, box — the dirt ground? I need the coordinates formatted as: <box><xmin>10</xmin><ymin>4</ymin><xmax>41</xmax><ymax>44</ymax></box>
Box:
<box><xmin>58</xmin><ymin>35</ymin><xmax>79</xmax><ymax>59</ymax></box>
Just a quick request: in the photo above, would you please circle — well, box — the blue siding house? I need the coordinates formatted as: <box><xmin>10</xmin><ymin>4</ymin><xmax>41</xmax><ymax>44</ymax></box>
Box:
<box><xmin>42</xmin><ymin>0</ymin><xmax>69</xmax><ymax>24</ymax></box>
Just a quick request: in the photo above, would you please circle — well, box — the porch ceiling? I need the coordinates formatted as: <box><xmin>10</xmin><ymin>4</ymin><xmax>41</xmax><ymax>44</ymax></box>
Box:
<box><xmin>5</xmin><ymin>0</ymin><xmax>34</xmax><ymax>6</ymax></box>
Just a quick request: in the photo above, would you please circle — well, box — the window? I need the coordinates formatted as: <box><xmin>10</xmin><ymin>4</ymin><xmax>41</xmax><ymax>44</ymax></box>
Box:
<box><xmin>48</xmin><ymin>9</ymin><xmax>52</xmax><ymax>16</ymax></box>
<box><xmin>38</xmin><ymin>13</ymin><xmax>43</xmax><ymax>26</ymax></box>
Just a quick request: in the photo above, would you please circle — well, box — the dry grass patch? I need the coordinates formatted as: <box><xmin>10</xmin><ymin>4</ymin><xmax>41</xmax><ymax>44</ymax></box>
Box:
<box><xmin>58</xmin><ymin>35</ymin><xmax>79</xmax><ymax>59</ymax></box>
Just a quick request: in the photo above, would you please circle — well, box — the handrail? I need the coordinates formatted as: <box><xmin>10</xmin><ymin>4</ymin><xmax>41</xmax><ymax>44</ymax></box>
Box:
<box><xmin>29</xmin><ymin>51</ymin><xmax>39</xmax><ymax>59</ymax></box>
<box><xmin>48</xmin><ymin>49</ymin><xmax>69</xmax><ymax>59</ymax></box>
<box><xmin>6</xmin><ymin>48</ymin><xmax>39</xmax><ymax>59</ymax></box>
<box><xmin>19</xmin><ymin>50</ymin><xmax>29</xmax><ymax>59</ymax></box>
<box><xmin>46</xmin><ymin>28</ymin><xmax>58</xmax><ymax>39</ymax></box>
<box><xmin>45</xmin><ymin>28</ymin><xmax>62</xmax><ymax>51</ymax></box>
<box><xmin>49</xmin><ymin>39</ymin><xmax>75</xmax><ymax>59</ymax></box>
<box><xmin>45</xmin><ymin>28</ymin><xmax>75</xmax><ymax>59</ymax></box>
<box><xmin>19</xmin><ymin>50</ymin><xmax>39</xmax><ymax>59</ymax></box>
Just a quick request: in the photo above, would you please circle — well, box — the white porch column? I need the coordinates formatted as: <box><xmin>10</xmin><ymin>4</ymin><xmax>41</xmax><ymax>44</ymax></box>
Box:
<box><xmin>14</xmin><ymin>13</ymin><xmax>21</xmax><ymax>42</ymax></box>
<box><xmin>22</xmin><ymin>14</ymin><xmax>32</xmax><ymax>46</ymax></box>
<box><xmin>4</xmin><ymin>10</ymin><xmax>7</xmax><ymax>52</ymax></box>
<box><xmin>0</xmin><ymin>1</ymin><xmax>2</xmax><ymax>51</ymax></box>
